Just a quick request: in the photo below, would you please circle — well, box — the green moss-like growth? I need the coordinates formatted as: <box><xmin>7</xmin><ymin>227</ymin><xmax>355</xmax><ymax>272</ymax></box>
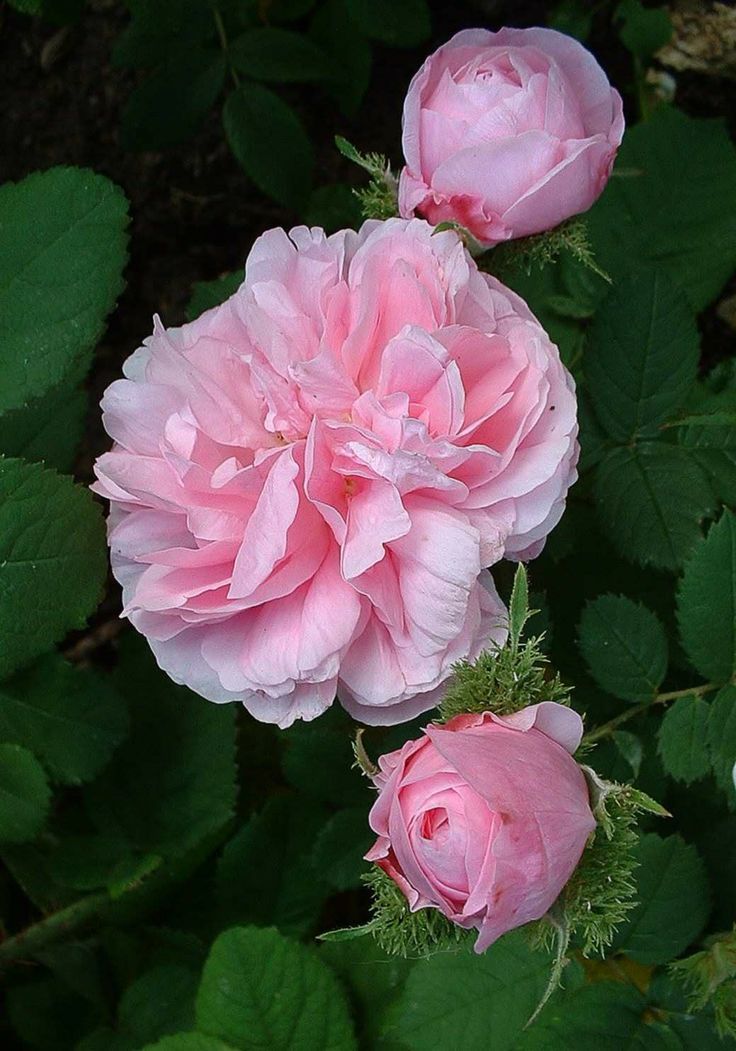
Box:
<box><xmin>670</xmin><ymin>927</ymin><xmax>736</xmax><ymax>1039</ymax></box>
<box><xmin>486</xmin><ymin>217</ymin><xmax>610</xmax><ymax>282</ymax></box>
<box><xmin>335</xmin><ymin>135</ymin><xmax>397</xmax><ymax>221</ymax></box>
<box><xmin>363</xmin><ymin>866</ymin><xmax>469</xmax><ymax>958</ymax></box>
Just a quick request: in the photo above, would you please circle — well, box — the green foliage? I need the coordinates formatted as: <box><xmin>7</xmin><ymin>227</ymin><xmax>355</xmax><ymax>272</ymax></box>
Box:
<box><xmin>586</xmin><ymin>269</ymin><xmax>699</xmax><ymax>443</ymax></box>
<box><xmin>706</xmin><ymin>686</ymin><xmax>736</xmax><ymax>798</ymax></box>
<box><xmin>612</xmin><ymin>834</ymin><xmax>711</xmax><ymax>965</ymax></box>
<box><xmin>588</xmin><ymin>108</ymin><xmax>736</xmax><ymax>311</ymax></box>
<box><xmin>491</xmin><ymin>218</ymin><xmax>609</xmax><ymax>285</ymax></box>
<box><xmin>578</xmin><ymin>595</ymin><xmax>668</xmax><ymax>703</ymax></box>
<box><xmin>361</xmin><ymin>866</ymin><xmax>467</xmax><ymax>958</ymax></box>
<box><xmin>195</xmin><ymin>926</ymin><xmax>357</xmax><ymax>1049</ymax></box>
<box><xmin>0</xmin><ymin>743</ymin><xmax>51</xmax><ymax>844</ymax></box>
<box><xmin>335</xmin><ymin>136</ymin><xmax>397</xmax><ymax>220</ymax></box>
<box><xmin>223</xmin><ymin>83</ymin><xmax>314</xmax><ymax>210</ymax></box>
<box><xmin>0</xmin><ymin>458</ymin><xmax>107</xmax><ymax>681</ymax></box>
<box><xmin>0</xmin><ymin>381</ymin><xmax>87</xmax><ymax>473</ymax></box>
<box><xmin>229</xmin><ymin>28</ymin><xmax>330</xmax><ymax>82</ymax></box>
<box><xmin>186</xmin><ymin>271</ymin><xmax>243</xmax><ymax>321</ymax></box>
<box><xmin>615</xmin><ymin>0</ymin><xmax>672</xmax><ymax>61</ymax></box>
<box><xmin>0</xmin><ymin>167</ymin><xmax>128</xmax><ymax>415</ymax></box>
<box><xmin>312</xmin><ymin>807</ymin><xmax>373</xmax><ymax>892</ymax></box>
<box><xmin>344</xmin><ymin>0</ymin><xmax>429</xmax><ymax>47</ymax></box>
<box><xmin>117</xmin><ymin>964</ymin><xmax>198</xmax><ymax>1045</ymax></box>
<box><xmin>677</xmin><ymin>510</ymin><xmax>736</xmax><ymax>683</ymax></box>
<box><xmin>670</xmin><ymin>927</ymin><xmax>736</xmax><ymax>1040</ymax></box>
<box><xmin>657</xmin><ymin>696</ymin><xmax>711</xmax><ymax>785</ymax></box>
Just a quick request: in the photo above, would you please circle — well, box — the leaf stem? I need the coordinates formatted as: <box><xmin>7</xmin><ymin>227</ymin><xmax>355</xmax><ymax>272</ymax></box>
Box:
<box><xmin>212</xmin><ymin>3</ymin><xmax>240</xmax><ymax>88</ymax></box>
<box><xmin>0</xmin><ymin>891</ymin><xmax>108</xmax><ymax>971</ymax></box>
<box><xmin>584</xmin><ymin>682</ymin><xmax>719</xmax><ymax>744</ymax></box>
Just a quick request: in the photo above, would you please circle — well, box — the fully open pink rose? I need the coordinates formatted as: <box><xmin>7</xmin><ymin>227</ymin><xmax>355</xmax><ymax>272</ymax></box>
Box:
<box><xmin>399</xmin><ymin>27</ymin><xmax>624</xmax><ymax>245</ymax></box>
<box><xmin>93</xmin><ymin>218</ymin><xmax>577</xmax><ymax>728</ymax></box>
<box><xmin>366</xmin><ymin>702</ymin><xmax>595</xmax><ymax>951</ymax></box>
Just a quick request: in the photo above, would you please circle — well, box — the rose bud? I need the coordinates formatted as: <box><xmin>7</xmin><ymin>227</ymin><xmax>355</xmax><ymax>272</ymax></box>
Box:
<box><xmin>366</xmin><ymin>702</ymin><xmax>595</xmax><ymax>951</ymax></box>
<box><xmin>399</xmin><ymin>27</ymin><xmax>624</xmax><ymax>246</ymax></box>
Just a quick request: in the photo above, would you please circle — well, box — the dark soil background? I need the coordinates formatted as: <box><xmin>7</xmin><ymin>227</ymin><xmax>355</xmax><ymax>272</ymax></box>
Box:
<box><xmin>1</xmin><ymin>0</ymin><xmax>733</xmax><ymax>479</ymax></box>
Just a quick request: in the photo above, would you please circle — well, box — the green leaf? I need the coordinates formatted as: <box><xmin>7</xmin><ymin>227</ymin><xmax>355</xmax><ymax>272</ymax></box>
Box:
<box><xmin>215</xmin><ymin>795</ymin><xmax>329</xmax><ymax>936</ymax></box>
<box><xmin>616</xmin><ymin>0</ymin><xmax>672</xmax><ymax>60</ymax></box>
<box><xmin>0</xmin><ymin>458</ymin><xmax>107</xmax><ymax>681</ymax></box>
<box><xmin>509</xmin><ymin>562</ymin><xmax>529</xmax><ymax>651</ymax></box>
<box><xmin>677</xmin><ymin>510</ymin><xmax>736</xmax><ymax>681</ymax></box>
<box><xmin>118</xmin><ymin>965</ymin><xmax>198</xmax><ymax>1045</ymax></box>
<box><xmin>7</xmin><ymin>0</ymin><xmax>43</xmax><ymax>13</ymax></box>
<box><xmin>186</xmin><ymin>272</ymin><xmax>242</xmax><ymax>322</ymax></box>
<box><xmin>49</xmin><ymin>834</ymin><xmax>138</xmax><ymax>892</ymax></box>
<box><xmin>518</xmin><ymin>981</ymin><xmax>676</xmax><ymax>1050</ymax></box>
<box><xmin>680</xmin><ymin>423</ymin><xmax>736</xmax><ymax>506</ymax></box>
<box><xmin>112</xmin><ymin>0</ymin><xmax>215</xmax><ymax>69</ymax></box>
<box><xmin>344</xmin><ymin>0</ymin><xmax>429</xmax><ymax>47</ymax></box>
<box><xmin>7</xmin><ymin>975</ymin><xmax>102</xmax><ymax>1050</ymax></box>
<box><xmin>320</xmin><ymin>939</ymin><xmax>412</xmax><ymax>1049</ymax></box>
<box><xmin>706</xmin><ymin>685</ymin><xmax>736</xmax><ymax>795</ymax></box>
<box><xmin>195</xmin><ymin>926</ymin><xmax>357</xmax><ymax>1050</ymax></box>
<box><xmin>594</xmin><ymin>444</ymin><xmax>714</xmax><ymax>571</ymax></box>
<box><xmin>388</xmin><ymin>931</ymin><xmax>552</xmax><ymax>1051</ymax></box>
<box><xmin>282</xmin><ymin>706</ymin><xmax>370</xmax><ymax>808</ymax></box>
<box><xmin>85</xmin><ymin>636</ymin><xmax>237</xmax><ymax>859</ymax></box>
<box><xmin>0</xmin><ymin>744</ymin><xmax>51</xmax><ymax>844</ymax></box>
<box><xmin>588</xmin><ymin>109</ymin><xmax>736</xmax><ymax>311</ymax></box>
<box><xmin>612</xmin><ymin>834</ymin><xmax>710</xmax><ymax>965</ymax></box>
<box><xmin>0</xmin><ymin>167</ymin><xmax>128</xmax><ymax>414</ymax></box>
<box><xmin>304</xmin><ymin>184</ymin><xmax>362</xmax><ymax>233</ymax></box>
<box><xmin>579</xmin><ymin>595</ymin><xmax>668</xmax><ymax>702</ymax></box>
<box><xmin>230</xmin><ymin>28</ymin><xmax>329</xmax><ymax>82</ymax></box>
<box><xmin>587</xmin><ymin>269</ymin><xmax>699</xmax><ymax>442</ymax></box>
<box><xmin>657</xmin><ymin>696</ymin><xmax>711</xmax><ymax>784</ymax></box>
<box><xmin>0</xmin><ymin>382</ymin><xmax>87</xmax><ymax>470</ymax></box>
<box><xmin>223</xmin><ymin>83</ymin><xmax>313</xmax><ymax>210</ymax></box>
<box><xmin>310</xmin><ymin>0</ymin><xmax>372</xmax><ymax>118</ymax></box>
<box><xmin>0</xmin><ymin>655</ymin><xmax>128</xmax><ymax>784</ymax></box>
<box><xmin>121</xmin><ymin>47</ymin><xmax>226</xmax><ymax>151</ymax></box>
<box><xmin>138</xmin><ymin>1037</ymin><xmax>234</xmax><ymax>1051</ymax></box>
<box><xmin>312</xmin><ymin>807</ymin><xmax>373</xmax><ymax>891</ymax></box>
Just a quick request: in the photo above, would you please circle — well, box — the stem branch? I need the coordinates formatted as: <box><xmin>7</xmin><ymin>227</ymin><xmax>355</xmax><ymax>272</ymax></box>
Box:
<box><xmin>584</xmin><ymin>682</ymin><xmax>719</xmax><ymax>744</ymax></box>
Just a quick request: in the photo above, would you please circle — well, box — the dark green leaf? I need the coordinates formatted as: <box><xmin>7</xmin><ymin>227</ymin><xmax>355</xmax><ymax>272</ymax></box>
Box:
<box><xmin>282</xmin><ymin>706</ymin><xmax>370</xmax><ymax>807</ymax></box>
<box><xmin>616</xmin><ymin>0</ymin><xmax>672</xmax><ymax>60</ymax></box>
<box><xmin>85</xmin><ymin>636</ymin><xmax>237</xmax><ymax>858</ymax></box>
<box><xmin>312</xmin><ymin>807</ymin><xmax>372</xmax><ymax>891</ymax></box>
<box><xmin>594</xmin><ymin>444</ymin><xmax>714</xmax><ymax>571</ymax></box>
<box><xmin>677</xmin><ymin>510</ymin><xmax>736</xmax><ymax>681</ymax></box>
<box><xmin>304</xmin><ymin>184</ymin><xmax>362</xmax><ymax>233</ymax></box>
<box><xmin>612</xmin><ymin>834</ymin><xmax>710</xmax><ymax>964</ymax></box>
<box><xmin>587</xmin><ymin>269</ymin><xmax>699</xmax><ymax>442</ymax></box>
<box><xmin>215</xmin><ymin>795</ymin><xmax>329</xmax><ymax>935</ymax></box>
<box><xmin>579</xmin><ymin>595</ymin><xmax>668</xmax><ymax>702</ymax></box>
<box><xmin>588</xmin><ymin>109</ymin><xmax>736</xmax><ymax>311</ymax></box>
<box><xmin>0</xmin><ymin>167</ymin><xmax>128</xmax><ymax>413</ymax></box>
<box><xmin>0</xmin><ymin>655</ymin><xmax>128</xmax><ymax>784</ymax></box>
<box><xmin>679</xmin><ymin>423</ymin><xmax>736</xmax><ymax>506</ymax></box>
<box><xmin>49</xmin><ymin>835</ymin><xmax>136</xmax><ymax>892</ymax></box>
<box><xmin>310</xmin><ymin>0</ymin><xmax>372</xmax><ymax>118</ymax></box>
<box><xmin>196</xmin><ymin>926</ymin><xmax>357</xmax><ymax>1050</ymax></box>
<box><xmin>0</xmin><ymin>382</ymin><xmax>87</xmax><ymax>470</ymax></box>
<box><xmin>186</xmin><ymin>271</ymin><xmax>242</xmax><ymax>322</ymax></box>
<box><xmin>0</xmin><ymin>458</ymin><xmax>107</xmax><ymax>681</ymax></box>
<box><xmin>7</xmin><ymin>976</ymin><xmax>101</xmax><ymax>1050</ymax></box>
<box><xmin>118</xmin><ymin>965</ymin><xmax>198</xmax><ymax>1044</ymax></box>
<box><xmin>706</xmin><ymin>685</ymin><xmax>736</xmax><ymax>796</ymax></box>
<box><xmin>0</xmin><ymin>743</ymin><xmax>51</xmax><ymax>844</ymax></box>
<box><xmin>121</xmin><ymin>48</ymin><xmax>226</xmax><ymax>151</ymax></box>
<box><xmin>388</xmin><ymin>932</ymin><xmax>552</xmax><ymax>1051</ymax></box>
<box><xmin>223</xmin><ymin>83</ymin><xmax>313</xmax><ymax>209</ymax></box>
<box><xmin>230</xmin><ymin>28</ymin><xmax>329</xmax><ymax>82</ymax></box>
<box><xmin>657</xmin><ymin>695</ymin><xmax>711</xmax><ymax>784</ymax></box>
<box><xmin>113</xmin><ymin>0</ymin><xmax>215</xmax><ymax>68</ymax></box>
<box><xmin>320</xmin><ymin>939</ymin><xmax>412</xmax><ymax>1049</ymax></box>
<box><xmin>344</xmin><ymin>0</ymin><xmax>429</xmax><ymax>47</ymax></box>
<box><xmin>137</xmin><ymin>1037</ymin><xmax>233</xmax><ymax>1051</ymax></box>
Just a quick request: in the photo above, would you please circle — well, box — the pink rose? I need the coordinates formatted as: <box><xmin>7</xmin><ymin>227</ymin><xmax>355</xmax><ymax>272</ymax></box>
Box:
<box><xmin>399</xmin><ymin>27</ymin><xmax>624</xmax><ymax>245</ymax></box>
<box><xmin>366</xmin><ymin>702</ymin><xmax>595</xmax><ymax>951</ymax></box>
<box><xmin>93</xmin><ymin>219</ymin><xmax>577</xmax><ymax>728</ymax></box>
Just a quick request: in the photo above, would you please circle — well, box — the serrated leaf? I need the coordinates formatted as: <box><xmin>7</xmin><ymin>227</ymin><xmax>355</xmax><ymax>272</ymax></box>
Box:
<box><xmin>223</xmin><ymin>83</ymin><xmax>313</xmax><ymax>210</ymax></box>
<box><xmin>118</xmin><ymin>965</ymin><xmax>198</xmax><ymax>1044</ymax></box>
<box><xmin>388</xmin><ymin>931</ymin><xmax>552</xmax><ymax>1051</ymax></box>
<box><xmin>282</xmin><ymin>706</ymin><xmax>370</xmax><ymax>807</ymax></box>
<box><xmin>121</xmin><ymin>47</ymin><xmax>226</xmax><ymax>151</ymax></box>
<box><xmin>588</xmin><ymin>109</ymin><xmax>736</xmax><ymax>311</ymax></box>
<box><xmin>195</xmin><ymin>926</ymin><xmax>357</xmax><ymax>1050</ymax></box>
<box><xmin>344</xmin><ymin>0</ymin><xmax>429</xmax><ymax>47</ymax></box>
<box><xmin>706</xmin><ymin>685</ymin><xmax>736</xmax><ymax>795</ymax></box>
<box><xmin>85</xmin><ymin>636</ymin><xmax>237</xmax><ymax>859</ymax></box>
<box><xmin>587</xmin><ymin>269</ymin><xmax>698</xmax><ymax>442</ymax></box>
<box><xmin>112</xmin><ymin>0</ymin><xmax>215</xmax><ymax>69</ymax></box>
<box><xmin>0</xmin><ymin>655</ymin><xmax>128</xmax><ymax>784</ymax></box>
<box><xmin>0</xmin><ymin>382</ymin><xmax>87</xmax><ymax>471</ymax></box>
<box><xmin>679</xmin><ymin>423</ymin><xmax>736</xmax><ymax>506</ymax></box>
<box><xmin>320</xmin><ymin>939</ymin><xmax>412</xmax><ymax>1049</ymax></box>
<box><xmin>0</xmin><ymin>744</ymin><xmax>51</xmax><ymax>844</ymax></box>
<box><xmin>612</xmin><ymin>834</ymin><xmax>710</xmax><ymax>965</ymax></box>
<box><xmin>594</xmin><ymin>444</ymin><xmax>714</xmax><ymax>571</ymax></box>
<box><xmin>657</xmin><ymin>696</ymin><xmax>711</xmax><ymax>784</ymax></box>
<box><xmin>186</xmin><ymin>272</ymin><xmax>242</xmax><ymax>322</ymax></box>
<box><xmin>138</xmin><ymin>1037</ymin><xmax>233</xmax><ymax>1051</ymax></box>
<box><xmin>230</xmin><ymin>28</ymin><xmax>329</xmax><ymax>82</ymax></box>
<box><xmin>0</xmin><ymin>458</ymin><xmax>107</xmax><ymax>680</ymax></box>
<box><xmin>677</xmin><ymin>510</ymin><xmax>736</xmax><ymax>681</ymax></box>
<box><xmin>215</xmin><ymin>795</ymin><xmax>329</xmax><ymax>936</ymax></box>
<box><xmin>579</xmin><ymin>595</ymin><xmax>668</xmax><ymax>702</ymax></box>
<box><xmin>0</xmin><ymin>167</ymin><xmax>128</xmax><ymax>414</ymax></box>
<box><xmin>312</xmin><ymin>807</ymin><xmax>373</xmax><ymax>891</ymax></box>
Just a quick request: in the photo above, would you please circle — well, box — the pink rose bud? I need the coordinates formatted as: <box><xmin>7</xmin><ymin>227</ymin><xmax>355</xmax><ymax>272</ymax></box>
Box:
<box><xmin>399</xmin><ymin>27</ymin><xmax>625</xmax><ymax>246</ymax></box>
<box><xmin>93</xmin><ymin>219</ymin><xmax>577</xmax><ymax>728</ymax></box>
<box><xmin>366</xmin><ymin>702</ymin><xmax>595</xmax><ymax>951</ymax></box>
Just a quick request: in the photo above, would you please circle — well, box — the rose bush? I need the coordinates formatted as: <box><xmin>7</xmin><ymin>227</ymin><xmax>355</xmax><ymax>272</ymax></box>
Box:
<box><xmin>93</xmin><ymin>218</ymin><xmax>577</xmax><ymax>727</ymax></box>
<box><xmin>366</xmin><ymin>701</ymin><xmax>595</xmax><ymax>951</ymax></box>
<box><xmin>399</xmin><ymin>27</ymin><xmax>624</xmax><ymax>245</ymax></box>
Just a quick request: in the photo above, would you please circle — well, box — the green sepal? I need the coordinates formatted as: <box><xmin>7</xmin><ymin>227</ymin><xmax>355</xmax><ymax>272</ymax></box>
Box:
<box><xmin>334</xmin><ymin>135</ymin><xmax>397</xmax><ymax>220</ymax></box>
